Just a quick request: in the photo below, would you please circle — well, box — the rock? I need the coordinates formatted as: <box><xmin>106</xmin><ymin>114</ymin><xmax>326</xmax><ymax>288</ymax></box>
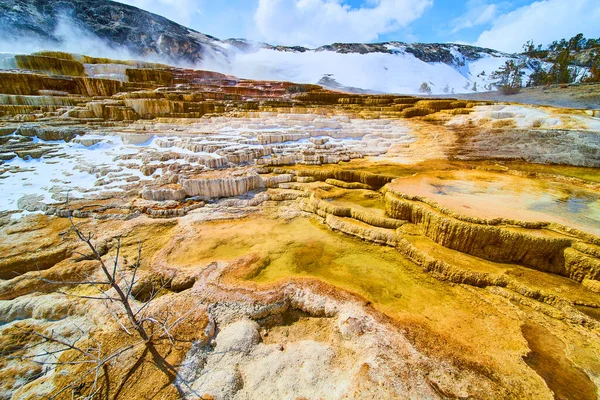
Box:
<box><xmin>182</xmin><ymin>171</ymin><xmax>264</xmax><ymax>200</ymax></box>
<box><xmin>214</xmin><ymin>319</ymin><xmax>261</xmax><ymax>354</ymax></box>
<box><xmin>385</xmin><ymin>192</ymin><xmax>569</xmax><ymax>270</ymax></box>
<box><xmin>0</xmin><ymin>153</ymin><xmax>16</xmax><ymax>161</ymax></box>
<box><xmin>325</xmin><ymin>178</ymin><xmax>373</xmax><ymax>190</ymax></box>
<box><xmin>0</xmin><ymin>293</ymin><xmax>80</xmax><ymax>323</ymax></box>
<box><xmin>141</xmin><ymin>185</ymin><xmax>187</xmax><ymax>201</ymax></box>
<box><xmin>565</xmin><ymin>247</ymin><xmax>600</xmax><ymax>282</ymax></box>
<box><xmin>124</xmin><ymin>98</ymin><xmax>178</xmax><ymax>118</ymax></box>
<box><xmin>121</xmin><ymin>133</ymin><xmax>154</xmax><ymax>145</ymax></box>
<box><xmin>302</xmin><ymin>195</ymin><xmax>403</xmax><ymax>230</ymax></box>
<box><xmin>16</xmin><ymin>125</ymin><xmax>82</xmax><ymax>142</ymax></box>
<box><xmin>338</xmin><ymin>316</ymin><xmax>365</xmax><ymax>339</ymax></box>
<box><xmin>16</xmin><ymin>194</ymin><xmax>46</xmax><ymax>212</ymax></box>
<box><xmin>296</xmin><ymin>176</ymin><xmax>314</xmax><ymax>183</ymax></box>
<box><xmin>15</xmin><ymin>148</ymin><xmax>47</xmax><ymax>159</ymax></box>
<box><xmin>298</xmin><ymin>168</ymin><xmax>395</xmax><ymax>189</ymax></box>
<box><xmin>325</xmin><ymin>214</ymin><xmax>398</xmax><ymax>246</ymax></box>
<box><xmin>0</xmin><ymin>126</ymin><xmax>17</xmax><ymax>136</ymax></box>
<box><xmin>0</xmin><ymin>245</ymin><xmax>71</xmax><ymax>280</ymax></box>
<box><xmin>582</xmin><ymin>279</ymin><xmax>600</xmax><ymax>293</ymax></box>
<box><xmin>140</xmin><ymin>165</ymin><xmax>159</xmax><ymax>176</ymax></box>
<box><xmin>262</xmin><ymin>174</ymin><xmax>294</xmax><ymax>188</ymax></box>
<box><xmin>15</xmin><ymin>55</ymin><xmax>85</xmax><ymax>77</ymax></box>
<box><xmin>72</xmin><ymin>137</ymin><xmax>103</xmax><ymax>147</ymax></box>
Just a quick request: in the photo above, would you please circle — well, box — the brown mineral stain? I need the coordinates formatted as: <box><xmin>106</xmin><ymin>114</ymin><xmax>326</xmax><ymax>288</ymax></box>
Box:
<box><xmin>522</xmin><ymin>323</ymin><xmax>597</xmax><ymax>400</ymax></box>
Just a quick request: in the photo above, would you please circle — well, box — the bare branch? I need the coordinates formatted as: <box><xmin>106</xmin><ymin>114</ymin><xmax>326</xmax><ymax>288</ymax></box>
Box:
<box><xmin>132</xmin><ymin>278</ymin><xmax>173</xmax><ymax>319</ymax></box>
<box><xmin>112</xmin><ymin>236</ymin><xmax>121</xmax><ymax>280</ymax></box>
<box><xmin>21</xmin><ymin>194</ymin><xmax>194</xmax><ymax>399</ymax></box>
<box><xmin>40</xmin><ymin>278</ymin><xmax>111</xmax><ymax>286</ymax></box>
<box><xmin>55</xmin><ymin>290</ymin><xmax>120</xmax><ymax>302</ymax></box>
<box><xmin>126</xmin><ymin>242</ymin><xmax>141</xmax><ymax>300</ymax></box>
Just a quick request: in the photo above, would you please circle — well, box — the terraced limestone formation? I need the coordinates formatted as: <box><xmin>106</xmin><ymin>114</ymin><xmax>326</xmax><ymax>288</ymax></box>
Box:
<box><xmin>1</xmin><ymin>52</ymin><xmax>600</xmax><ymax>400</ymax></box>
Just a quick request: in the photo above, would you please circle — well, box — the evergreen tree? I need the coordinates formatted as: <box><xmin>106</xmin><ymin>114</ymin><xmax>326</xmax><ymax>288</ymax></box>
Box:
<box><xmin>585</xmin><ymin>38</ymin><xmax>600</xmax><ymax>49</ymax></box>
<box><xmin>584</xmin><ymin>52</ymin><xmax>600</xmax><ymax>82</ymax></box>
<box><xmin>491</xmin><ymin>60</ymin><xmax>525</xmax><ymax>93</ymax></box>
<box><xmin>548</xmin><ymin>48</ymin><xmax>575</xmax><ymax>84</ymax></box>
<box><xmin>419</xmin><ymin>82</ymin><xmax>432</xmax><ymax>95</ymax></box>
<box><xmin>523</xmin><ymin>40</ymin><xmax>535</xmax><ymax>54</ymax></box>
<box><xmin>527</xmin><ymin>60</ymin><xmax>548</xmax><ymax>87</ymax></box>
<box><xmin>568</xmin><ymin>33</ymin><xmax>585</xmax><ymax>52</ymax></box>
<box><xmin>518</xmin><ymin>34</ymin><xmax>600</xmax><ymax>86</ymax></box>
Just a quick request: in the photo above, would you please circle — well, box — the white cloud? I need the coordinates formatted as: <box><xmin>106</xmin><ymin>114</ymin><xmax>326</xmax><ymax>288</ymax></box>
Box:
<box><xmin>450</xmin><ymin>0</ymin><xmax>498</xmax><ymax>33</ymax></box>
<box><xmin>253</xmin><ymin>0</ymin><xmax>433</xmax><ymax>47</ymax></box>
<box><xmin>116</xmin><ymin>0</ymin><xmax>201</xmax><ymax>27</ymax></box>
<box><xmin>475</xmin><ymin>0</ymin><xmax>600</xmax><ymax>52</ymax></box>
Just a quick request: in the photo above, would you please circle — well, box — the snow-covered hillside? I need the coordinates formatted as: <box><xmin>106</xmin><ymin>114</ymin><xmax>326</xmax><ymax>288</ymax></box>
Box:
<box><xmin>204</xmin><ymin>41</ymin><xmax>537</xmax><ymax>95</ymax></box>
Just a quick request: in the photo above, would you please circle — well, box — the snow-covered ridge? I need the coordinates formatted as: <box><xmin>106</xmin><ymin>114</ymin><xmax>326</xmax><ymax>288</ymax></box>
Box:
<box><xmin>208</xmin><ymin>40</ymin><xmax>537</xmax><ymax>95</ymax></box>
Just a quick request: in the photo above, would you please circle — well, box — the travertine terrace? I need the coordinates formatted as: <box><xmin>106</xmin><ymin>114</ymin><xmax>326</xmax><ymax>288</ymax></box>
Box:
<box><xmin>1</xmin><ymin>52</ymin><xmax>600</xmax><ymax>399</ymax></box>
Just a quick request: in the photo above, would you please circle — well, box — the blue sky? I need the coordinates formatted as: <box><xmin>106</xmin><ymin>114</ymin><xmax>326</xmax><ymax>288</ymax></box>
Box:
<box><xmin>117</xmin><ymin>0</ymin><xmax>600</xmax><ymax>52</ymax></box>
<box><xmin>384</xmin><ymin>0</ymin><xmax>534</xmax><ymax>43</ymax></box>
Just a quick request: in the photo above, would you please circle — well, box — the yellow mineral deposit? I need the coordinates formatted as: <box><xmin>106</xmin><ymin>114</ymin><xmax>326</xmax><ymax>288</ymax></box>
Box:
<box><xmin>0</xmin><ymin>51</ymin><xmax>599</xmax><ymax>400</ymax></box>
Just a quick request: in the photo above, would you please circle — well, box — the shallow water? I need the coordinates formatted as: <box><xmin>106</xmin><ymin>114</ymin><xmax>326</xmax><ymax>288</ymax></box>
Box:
<box><xmin>170</xmin><ymin>216</ymin><xmax>458</xmax><ymax>312</ymax></box>
<box><xmin>529</xmin><ymin>191</ymin><xmax>600</xmax><ymax>232</ymax></box>
<box><xmin>391</xmin><ymin>169</ymin><xmax>600</xmax><ymax>235</ymax></box>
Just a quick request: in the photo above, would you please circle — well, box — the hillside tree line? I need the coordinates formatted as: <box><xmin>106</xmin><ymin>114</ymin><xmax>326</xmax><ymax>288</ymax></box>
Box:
<box><xmin>492</xmin><ymin>33</ymin><xmax>600</xmax><ymax>93</ymax></box>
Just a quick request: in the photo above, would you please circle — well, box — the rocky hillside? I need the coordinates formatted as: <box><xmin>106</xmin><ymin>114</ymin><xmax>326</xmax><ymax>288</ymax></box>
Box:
<box><xmin>289</xmin><ymin>41</ymin><xmax>501</xmax><ymax>64</ymax></box>
<box><xmin>0</xmin><ymin>0</ymin><xmax>228</xmax><ymax>64</ymax></box>
<box><xmin>1</xmin><ymin>0</ymin><xmax>534</xmax><ymax>93</ymax></box>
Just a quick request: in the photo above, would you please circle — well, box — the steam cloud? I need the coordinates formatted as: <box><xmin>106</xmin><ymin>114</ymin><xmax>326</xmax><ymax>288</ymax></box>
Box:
<box><xmin>0</xmin><ymin>13</ymin><xmax>199</xmax><ymax>67</ymax></box>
